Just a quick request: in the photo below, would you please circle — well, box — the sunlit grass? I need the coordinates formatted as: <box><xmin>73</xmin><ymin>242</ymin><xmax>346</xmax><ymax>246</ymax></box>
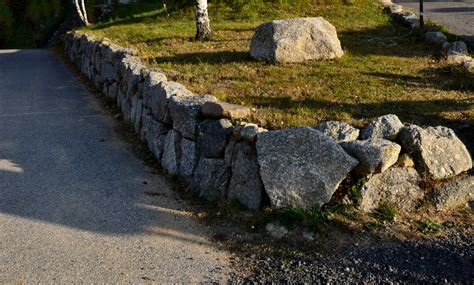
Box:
<box><xmin>82</xmin><ymin>0</ymin><xmax>474</xmax><ymax>130</ymax></box>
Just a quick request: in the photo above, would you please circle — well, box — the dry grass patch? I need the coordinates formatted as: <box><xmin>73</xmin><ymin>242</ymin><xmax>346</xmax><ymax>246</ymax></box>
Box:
<box><xmin>82</xmin><ymin>0</ymin><xmax>473</xmax><ymax>134</ymax></box>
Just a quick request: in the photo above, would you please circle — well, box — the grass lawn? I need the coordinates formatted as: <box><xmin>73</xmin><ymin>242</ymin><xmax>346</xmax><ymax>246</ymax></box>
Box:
<box><xmin>81</xmin><ymin>0</ymin><xmax>473</xmax><ymax>132</ymax></box>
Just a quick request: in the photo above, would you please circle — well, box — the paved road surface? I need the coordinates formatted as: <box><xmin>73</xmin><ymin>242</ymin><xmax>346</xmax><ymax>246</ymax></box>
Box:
<box><xmin>0</xmin><ymin>49</ymin><xmax>228</xmax><ymax>283</ymax></box>
<box><xmin>393</xmin><ymin>0</ymin><xmax>474</xmax><ymax>45</ymax></box>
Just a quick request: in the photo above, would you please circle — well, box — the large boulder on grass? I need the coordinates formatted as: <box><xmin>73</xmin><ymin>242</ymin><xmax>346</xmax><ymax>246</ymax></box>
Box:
<box><xmin>256</xmin><ymin>127</ymin><xmax>358</xmax><ymax>209</ymax></box>
<box><xmin>250</xmin><ymin>17</ymin><xmax>344</xmax><ymax>63</ymax></box>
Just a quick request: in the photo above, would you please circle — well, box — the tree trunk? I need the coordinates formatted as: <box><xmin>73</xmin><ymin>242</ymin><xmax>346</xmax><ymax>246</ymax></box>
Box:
<box><xmin>74</xmin><ymin>0</ymin><xmax>86</xmax><ymax>25</ymax></box>
<box><xmin>195</xmin><ymin>0</ymin><xmax>212</xmax><ymax>40</ymax></box>
<box><xmin>80</xmin><ymin>0</ymin><xmax>90</xmax><ymax>25</ymax></box>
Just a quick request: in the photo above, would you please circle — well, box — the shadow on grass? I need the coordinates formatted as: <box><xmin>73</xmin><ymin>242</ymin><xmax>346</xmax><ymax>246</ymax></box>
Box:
<box><xmin>363</xmin><ymin>65</ymin><xmax>474</xmax><ymax>91</ymax></box>
<box><xmin>247</xmin><ymin>95</ymin><xmax>473</xmax><ymax>152</ymax></box>
<box><xmin>153</xmin><ymin>51</ymin><xmax>251</xmax><ymax>65</ymax></box>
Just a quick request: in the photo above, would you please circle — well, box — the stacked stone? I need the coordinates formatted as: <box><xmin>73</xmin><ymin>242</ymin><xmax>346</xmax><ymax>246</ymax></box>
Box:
<box><xmin>65</xmin><ymin>31</ymin><xmax>265</xmax><ymax>210</ymax></box>
<box><xmin>65</xmin><ymin>32</ymin><xmax>473</xmax><ymax>214</ymax></box>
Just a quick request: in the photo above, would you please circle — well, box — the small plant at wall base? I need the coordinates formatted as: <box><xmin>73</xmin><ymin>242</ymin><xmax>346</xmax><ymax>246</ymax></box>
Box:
<box><xmin>365</xmin><ymin>220</ymin><xmax>383</xmax><ymax>232</ymax></box>
<box><xmin>350</xmin><ymin>177</ymin><xmax>367</xmax><ymax>205</ymax></box>
<box><xmin>373</xmin><ymin>201</ymin><xmax>398</xmax><ymax>222</ymax></box>
<box><xmin>418</xmin><ymin>220</ymin><xmax>441</xmax><ymax>234</ymax></box>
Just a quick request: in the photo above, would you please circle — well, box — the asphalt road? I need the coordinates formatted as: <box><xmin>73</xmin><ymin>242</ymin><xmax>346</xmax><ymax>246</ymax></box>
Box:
<box><xmin>393</xmin><ymin>0</ymin><xmax>474</xmax><ymax>44</ymax></box>
<box><xmin>0</xmin><ymin>49</ymin><xmax>228</xmax><ymax>283</ymax></box>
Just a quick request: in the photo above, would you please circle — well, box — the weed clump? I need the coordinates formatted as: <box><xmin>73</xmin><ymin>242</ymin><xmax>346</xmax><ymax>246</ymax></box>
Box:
<box><xmin>373</xmin><ymin>201</ymin><xmax>398</xmax><ymax>222</ymax></box>
<box><xmin>418</xmin><ymin>220</ymin><xmax>441</xmax><ymax>234</ymax></box>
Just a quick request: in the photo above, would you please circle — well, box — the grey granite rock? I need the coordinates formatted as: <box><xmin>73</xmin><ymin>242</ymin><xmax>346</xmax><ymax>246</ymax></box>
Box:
<box><xmin>314</xmin><ymin>121</ymin><xmax>359</xmax><ymax>142</ymax></box>
<box><xmin>228</xmin><ymin>141</ymin><xmax>264</xmax><ymax>210</ymax></box>
<box><xmin>198</xmin><ymin>119</ymin><xmax>233</xmax><ymax>158</ymax></box>
<box><xmin>425</xmin><ymin>32</ymin><xmax>447</xmax><ymax>45</ymax></box>
<box><xmin>250</xmin><ymin>17</ymin><xmax>344</xmax><ymax>63</ymax></box>
<box><xmin>192</xmin><ymin>158</ymin><xmax>230</xmax><ymax>201</ymax></box>
<box><xmin>145</xmin><ymin>81</ymin><xmax>193</xmax><ymax>124</ymax></box>
<box><xmin>107</xmin><ymin>82</ymin><xmax>118</xmax><ymax>100</ymax></box>
<box><xmin>443</xmin><ymin>41</ymin><xmax>469</xmax><ymax>57</ymax></box>
<box><xmin>399</xmin><ymin>125</ymin><xmax>472</xmax><ymax>179</ymax></box>
<box><xmin>162</xmin><ymin>129</ymin><xmax>182</xmax><ymax>175</ymax></box>
<box><xmin>340</xmin><ymin>139</ymin><xmax>401</xmax><ymax>177</ymax></box>
<box><xmin>143</xmin><ymin>115</ymin><xmax>169</xmax><ymax>162</ymax></box>
<box><xmin>361</xmin><ymin>114</ymin><xmax>404</xmax><ymax>140</ymax></box>
<box><xmin>396</xmin><ymin>153</ymin><xmax>415</xmax><ymax>168</ymax></box>
<box><xmin>169</xmin><ymin>95</ymin><xmax>214</xmax><ymax>139</ymax></box>
<box><xmin>433</xmin><ymin>175</ymin><xmax>474</xmax><ymax>212</ymax></box>
<box><xmin>132</xmin><ymin>98</ymin><xmax>143</xmax><ymax>133</ymax></box>
<box><xmin>241</xmin><ymin>123</ymin><xmax>259</xmax><ymax>142</ymax></box>
<box><xmin>201</xmin><ymin>101</ymin><xmax>252</xmax><ymax>119</ymax></box>
<box><xmin>179</xmin><ymin>138</ymin><xmax>198</xmax><ymax>182</ymax></box>
<box><xmin>224</xmin><ymin>139</ymin><xmax>237</xmax><ymax>168</ymax></box>
<box><xmin>256</xmin><ymin>127</ymin><xmax>358</xmax><ymax>209</ymax></box>
<box><xmin>266</xmin><ymin>223</ymin><xmax>288</xmax><ymax>239</ymax></box>
<box><xmin>359</xmin><ymin>167</ymin><xmax>424</xmax><ymax>213</ymax></box>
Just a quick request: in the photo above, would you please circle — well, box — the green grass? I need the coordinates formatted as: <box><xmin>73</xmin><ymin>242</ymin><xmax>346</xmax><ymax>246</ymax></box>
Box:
<box><xmin>418</xmin><ymin>219</ymin><xmax>441</xmax><ymax>234</ymax></box>
<box><xmin>81</xmin><ymin>0</ymin><xmax>474</xmax><ymax>131</ymax></box>
<box><xmin>365</xmin><ymin>220</ymin><xmax>383</xmax><ymax>231</ymax></box>
<box><xmin>373</xmin><ymin>201</ymin><xmax>398</xmax><ymax>222</ymax></box>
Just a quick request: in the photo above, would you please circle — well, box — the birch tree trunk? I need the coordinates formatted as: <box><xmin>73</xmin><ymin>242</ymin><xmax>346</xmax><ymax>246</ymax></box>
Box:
<box><xmin>80</xmin><ymin>0</ymin><xmax>90</xmax><ymax>25</ymax></box>
<box><xmin>195</xmin><ymin>0</ymin><xmax>212</xmax><ymax>40</ymax></box>
<box><xmin>74</xmin><ymin>0</ymin><xmax>86</xmax><ymax>25</ymax></box>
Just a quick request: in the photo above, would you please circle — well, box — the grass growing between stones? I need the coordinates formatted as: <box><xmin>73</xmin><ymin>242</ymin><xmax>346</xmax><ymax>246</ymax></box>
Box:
<box><xmin>373</xmin><ymin>201</ymin><xmax>398</xmax><ymax>222</ymax></box>
<box><xmin>81</xmin><ymin>0</ymin><xmax>473</xmax><ymax>132</ymax></box>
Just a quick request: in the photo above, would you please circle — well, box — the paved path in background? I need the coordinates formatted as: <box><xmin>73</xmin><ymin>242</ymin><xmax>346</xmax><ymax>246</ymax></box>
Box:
<box><xmin>0</xmin><ymin>49</ymin><xmax>228</xmax><ymax>283</ymax></box>
<box><xmin>393</xmin><ymin>0</ymin><xmax>474</xmax><ymax>44</ymax></box>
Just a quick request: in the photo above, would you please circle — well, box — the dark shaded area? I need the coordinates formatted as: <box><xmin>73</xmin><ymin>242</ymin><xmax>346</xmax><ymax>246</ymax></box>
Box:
<box><xmin>0</xmin><ymin>0</ymin><xmax>71</xmax><ymax>48</ymax></box>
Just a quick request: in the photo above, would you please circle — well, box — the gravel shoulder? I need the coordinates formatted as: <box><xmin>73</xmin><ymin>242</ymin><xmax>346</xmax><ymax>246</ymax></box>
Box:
<box><xmin>227</xmin><ymin>224</ymin><xmax>474</xmax><ymax>283</ymax></box>
<box><xmin>230</xmin><ymin>232</ymin><xmax>474</xmax><ymax>283</ymax></box>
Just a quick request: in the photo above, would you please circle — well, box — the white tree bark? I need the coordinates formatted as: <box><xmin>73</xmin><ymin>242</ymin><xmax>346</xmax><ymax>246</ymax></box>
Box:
<box><xmin>74</xmin><ymin>0</ymin><xmax>87</xmax><ymax>25</ymax></box>
<box><xmin>80</xmin><ymin>0</ymin><xmax>90</xmax><ymax>25</ymax></box>
<box><xmin>195</xmin><ymin>0</ymin><xmax>212</xmax><ymax>40</ymax></box>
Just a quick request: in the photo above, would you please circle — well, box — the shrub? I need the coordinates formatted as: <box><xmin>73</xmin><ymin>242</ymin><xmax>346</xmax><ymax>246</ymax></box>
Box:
<box><xmin>0</xmin><ymin>0</ymin><xmax>14</xmax><ymax>46</ymax></box>
<box><xmin>24</xmin><ymin>0</ymin><xmax>61</xmax><ymax>24</ymax></box>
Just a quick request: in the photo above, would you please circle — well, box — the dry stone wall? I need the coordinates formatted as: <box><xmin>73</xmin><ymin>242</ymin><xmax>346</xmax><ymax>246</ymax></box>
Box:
<box><xmin>64</xmin><ymin>32</ymin><xmax>473</xmax><ymax>213</ymax></box>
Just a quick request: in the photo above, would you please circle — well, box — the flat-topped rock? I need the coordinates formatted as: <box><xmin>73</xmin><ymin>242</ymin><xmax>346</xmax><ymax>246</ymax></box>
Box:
<box><xmin>314</xmin><ymin>121</ymin><xmax>359</xmax><ymax>142</ymax></box>
<box><xmin>201</xmin><ymin>101</ymin><xmax>252</xmax><ymax>119</ymax></box>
